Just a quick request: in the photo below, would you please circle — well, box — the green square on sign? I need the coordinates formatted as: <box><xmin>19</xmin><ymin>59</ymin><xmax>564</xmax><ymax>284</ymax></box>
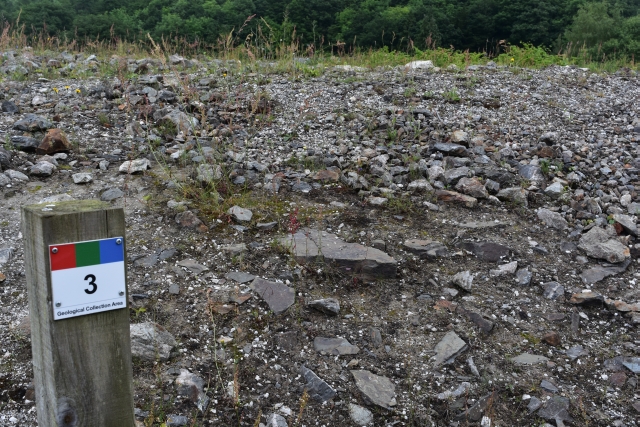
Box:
<box><xmin>75</xmin><ymin>241</ymin><xmax>100</xmax><ymax>267</ymax></box>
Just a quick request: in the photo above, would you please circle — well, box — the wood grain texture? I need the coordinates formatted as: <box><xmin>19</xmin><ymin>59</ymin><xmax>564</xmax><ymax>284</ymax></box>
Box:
<box><xmin>22</xmin><ymin>200</ymin><xmax>134</xmax><ymax>427</ymax></box>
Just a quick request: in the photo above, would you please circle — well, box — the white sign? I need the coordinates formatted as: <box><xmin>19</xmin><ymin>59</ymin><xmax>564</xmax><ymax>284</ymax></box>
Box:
<box><xmin>49</xmin><ymin>237</ymin><xmax>127</xmax><ymax>320</ymax></box>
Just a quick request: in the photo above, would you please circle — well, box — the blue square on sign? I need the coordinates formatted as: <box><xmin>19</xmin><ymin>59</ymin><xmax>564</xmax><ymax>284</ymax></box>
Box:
<box><xmin>99</xmin><ymin>238</ymin><xmax>124</xmax><ymax>264</ymax></box>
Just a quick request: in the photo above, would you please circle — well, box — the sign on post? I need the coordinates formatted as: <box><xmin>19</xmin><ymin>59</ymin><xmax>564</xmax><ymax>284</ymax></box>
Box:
<box><xmin>50</xmin><ymin>237</ymin><xmax>127</xmax><ymax>320</ymax></box>
<box><xmin>22</xmin><ymin>200</ymin><xmax>135</xmax><ymax>427</ymax></box>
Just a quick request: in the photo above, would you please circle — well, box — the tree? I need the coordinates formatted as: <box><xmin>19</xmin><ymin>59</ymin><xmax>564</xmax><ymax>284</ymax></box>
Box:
<box><xmin>565</xmin><ymin>1</ymin><xmax>619</xmax><ymax>47</ymax></box>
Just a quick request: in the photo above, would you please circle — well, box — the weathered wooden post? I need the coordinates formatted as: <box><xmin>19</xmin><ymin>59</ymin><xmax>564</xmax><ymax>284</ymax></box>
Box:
<box><xmin>22</xmin><ymin>200</ymin><xmax>134</xmax><ymax>427</ymax></box>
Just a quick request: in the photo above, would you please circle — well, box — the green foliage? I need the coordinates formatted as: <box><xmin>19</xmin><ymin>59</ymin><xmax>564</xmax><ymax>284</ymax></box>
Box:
<box><xmin>1</xmin><ymin>0</ymin><xmax>639</xmax><ymax>65</ymax></box>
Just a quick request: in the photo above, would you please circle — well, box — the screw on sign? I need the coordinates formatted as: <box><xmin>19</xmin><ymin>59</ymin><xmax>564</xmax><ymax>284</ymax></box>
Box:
<box><xmin>49</xmin><ymin>237</ymin><xmax>127</xmax><ymax>320</ymax></box>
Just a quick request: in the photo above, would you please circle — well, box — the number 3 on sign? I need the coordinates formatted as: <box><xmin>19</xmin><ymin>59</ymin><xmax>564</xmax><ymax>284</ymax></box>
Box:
<box><xmin>84</xmin><ymin>274</ymin><xmax>97</xmax><ymax>294</ymax></box>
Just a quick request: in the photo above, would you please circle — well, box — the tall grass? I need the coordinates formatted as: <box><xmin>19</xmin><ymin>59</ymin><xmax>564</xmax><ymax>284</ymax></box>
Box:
<box><xmin>0</xmin><ymin>17</ymin><xmax>636</xmax><ymax>73</ymax></box>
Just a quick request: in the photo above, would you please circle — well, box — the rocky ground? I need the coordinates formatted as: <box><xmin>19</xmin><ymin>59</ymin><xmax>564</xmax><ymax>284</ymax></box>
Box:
<box><xmin>0</xmin><ymin>49</ymin><xmax>639</xmax><ymax>427</ymax></box>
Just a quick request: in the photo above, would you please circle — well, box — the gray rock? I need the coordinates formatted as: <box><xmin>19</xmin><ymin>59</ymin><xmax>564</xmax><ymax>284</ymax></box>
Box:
<box><xmin>279</xmin><ymin>228</ymin><xmax>396</xmax><ymax>280</ymax></box>
<box><xmin>196</xmin><ymin>164</ymin><xmax>222</xmax><ymax>183</ymax></box>
<box><xmin>161</xmin><ymin>110</ymin><xmax>199</xmax><ymax>134</ymax></box>
<box><xmin>407</xmin><ymin>179</ymin><xmax>434</xmax><ymax>193</ymax></box>
<box><xmin>256</xmin><ymin>221</ymin><xmax>278</xmax><ymax>230</ymax></box>
<box><xmin>626</xmin><ymin>202</ymin><xmax>640</xmax><ymax>215</ymax></box>
<box><xmin>580</xmin><ymin>259</ymin><xmax>630</xmax><ymax>284</ymax></box>
<box><xmin>119</xmin><ymin>159</ymin><xmax>150</xmax><ymax>174</ymax></box>
<box><xmin>566</xmin><ymin>345</ymin><xmax>588</xmax><ymax>360</ymax></box>
<box><xmin>0</xmin><ymin>248</ymin><xmax>14</xmax><ymax>265</ymax></box>
<box><xmin>39</xmin><ymin>194</ymin><xmax>74</xmax><ymax>203</ymax></box>
<box><xmin>490</xmin><ymin>261</ymin><xmax>518</xmax><ymax>277</ymax></box>
<box><xmin>537</xmin><ymin>396</ymin><xmax>573</xmax><ymax>423</ymax></box>
<box><xmin>454</xmin><ymin>392</ymin><xmax>497</xmax><ymax>422</ymax></box>
<box><xmin>225</xmin><ymin>271</ymin><xmax>256</xmax><ymax>283</ymax></box>
<box><xmin>496</xmin><ymin>187</ymin><xmax>528</xmax><ymax>206</ymax></box>
<box><xmin>348</xmin><ymin>403</ymin><xmax>373</xmax><ymax>426</ymax></box>
<box><xmin>368</xmin><ymin>327</ymin><xmax>382</xmax><ymax>347</ymax></box>
<box><xmin>455</xmin><ymin>177</ymin><xmax>488</xmax><ymax>198</ymax></box>
<box><xmin>537</xmin><ymin>208</ymin><xmax>568</xmax><ymax>230</ymax></box>
<box><xmin>457</xmin><ymin>220</ymin><xmax>507</xmax><ymax>229</ymax></box>
<box><xmin>527</xmin><ymin>397</ymin><xmax>543</xmax><ymax>413</ymax></box>
<box><xmin>433</xmin><ymin>331</ymin><xmax>468</xmax><ymax>366</ymax></box>
<box><xmin>133</xmin><ymin>253</ymin><xmax>159</xmax><ymax>267</ymax></box>
<box><xmin>158</xmin><ymin>248</ymin><xmax>177</xmax><ymax>260</ymax></box>
<box><xmin>484</xmin><ymin>179</ymin><xmax>500</xmax><ymax>194</ymax></box>
<box><xmin>227</xmin><ymin>205</ymin><xmax>253</xmax><ymax>222</ymax></box>
<box><xmin>101</xmin><ymin>188</ymin><xmax>124</xmax><ymax>201</ymax></box>
<box><xmin>0</xmin><ymin>147</ymin><xmax>11</xmax><ymax>168</ymax></box>
<box><xmin>405</xmin><ymin>60</ymin><xmax>433</xmax><ymax>70</ymax></box>
<box><xmin>265</xmin><ymin>413</ymin><xmax>288</xmax><ymax>427</ymax></box>
<box><xmin>351</xmin><ymin>370</ymin><xmax>396</xmax><ymax>409</ymax></box>
<box><xmin>313</xmin><ymin>337</ymin><xmax>360</xmax><ymax>355</ymax></box>
<box><xmin>175</xmin><ymin>211</ymin><xmax>204</xmax><ymax>229</ymax></box>
<box><xmin>542</xmin><ymin>281</ymin><xmax>564</xmax><ymax>300</ymax></box>
<box><xmin>578</xmin><ymin>226</ymin><xmax>629</xmax><ymax>263</ymax></box>
<box><xmin>300</xmin><ymin>366</ymin><xmax>336</xmax><ymax>402</ymax></box>
<box><xmin>435</xmin><ymin>189</ymin><xmax>478</xmax><ymax>208</ymax></box>
<box><xmin>427</xmin><ymin>165</ymin><xmax>445</xmax><ymax>182</ymax></box>
<box><xmin>458</xmin><ymin>241</ymin><xmax>510</xmax><ymax>262</ymax></box>
<box><xmin>175</xmin><ymin>369</ymin><xmax>209</xmax><ymax>410</ymax></box>
<box><xmin>176</xmin><ymin>259</ymin><xmax>208</xmax><ymax>275</ymax></box>
<box><xmin>1</xmin><ymin>100</ymin><xmax>19</xmax><ymax>113</ymax></box>
<box><xmin>403</xmin><ymin>239</ymin><xmax>448</xmax><ymax>258</ymax></box>
<box><xmin>518</xmin><ymin>164</ymin><xmax>544</xmax><ymax>182</ymax></box>
<box><xmin>436</xmin><ymin>382</ymin><xmax>471</xmax><ymax>400</ymax></box>
<box><xmin>5</xmin><ymin>169</ymin><xmax>29</xmax><ymax>181</ymax></box>
<box><xmin>516</xmin><ymin>268</ymin><xmax>532</xmax><ymax>285</ymax></box>
<box><xmin>308</xmin><ymin>298</ymin><xmax>340</xmax><ymax>316</ymax></box>
<box><xmin>433</xmin><ymin>142</ymin><xmax>467</xmax><ymax>157</ymax></box>
<box><xmin>544</xmin><ymin>181</ymin><xmax>565</xmax><ymax>199</ymax></box>
<box><xmin>130</xmin><ymin>322</ymin><xmax>177</xmax><ymax>362</ymax></box>
<box><xmin>612</xmin><ymin>213</ymin><xmax>638</xmax><ymax>236</ymax></box>
<box><xmin>0</xmin><ymin>174</ymin><xmax>10</xmax><ymax>186</ymax></box>
<box><xmin>512</xmin><ymin>353</ymin><xmax>548</xmax><ymax>365</ymax></box>
<box><xmin>166</xmin><ymin>415</ymin><xmax>188</xmax><ymax>427</ymax></box>
<box><xmin>72</xmin><ymin>172</ymin><xmax>93</xmax><ymax>184</ymax></box>
<box><xmin>13</xmin><ymin>113</ymin><xmax>53</xmax><ymax>131</ymax></box>
<box><xmin>10</xmin><ymin>136</ymin><xmax>39</xmax><ymax>151</ymax></box>
<box><xmin>444</xmin><ymin>167</ymin><xmax>469</xmax><ymax>185</ymax></box>
<box><xmin>29</xmin><ymin>161</ymin><xmax>56</xmax><ymax>177</ymax></box>
<box><xmin>540</xmin><ymin>379</ymin><xmax>559</xmax><ymax>393</ymax></box>
<box><xmin>540</xmin><ymin>132</ymin><xmax>558</xmax><ymax>144</ymax></box>
<box><xmin>250</xmin><ymin>277</ymin><xmax>295</xmax><ymax>314</ymax></box>
<box><xmin>292</xmin><ymin>181</ymin><xmax>313</xmax><ymax>193</ymax></box>
<box><xmin>614</xmin><ymin>357</ymin><xmax>640</xmax><ymax>373</ymax></box>
<box><xmin>451</xmin><ymin>130</ymin><xmax>469</xmax><ymax>145</ymax></box>
<box><xmin>452</xmin><ymin>271</ymin><xmax>474</xmax><ymax>291</ymax></box>
<box><xmin>220</xmin><ymin>243</ymin><xmax>247</xmax><ymax>255</ymax></box>
<box><xmin>367</xmin><ymin>196</ymin><xmax>388</xmax><ymax>206</ymax></box>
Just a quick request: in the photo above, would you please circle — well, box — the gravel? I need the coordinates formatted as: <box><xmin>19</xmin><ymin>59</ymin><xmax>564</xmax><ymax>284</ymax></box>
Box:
<box><xmin>0</xmin><ymin>49</ymin><xmax>639</xmax><ymax>426</ymax></box>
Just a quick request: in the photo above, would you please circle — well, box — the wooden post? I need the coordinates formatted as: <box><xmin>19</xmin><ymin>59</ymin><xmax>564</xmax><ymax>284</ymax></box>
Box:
<box><xmin>22</xmin><ymin>200</ymin><xmax>134</xmax><ymax>427</ymax></box>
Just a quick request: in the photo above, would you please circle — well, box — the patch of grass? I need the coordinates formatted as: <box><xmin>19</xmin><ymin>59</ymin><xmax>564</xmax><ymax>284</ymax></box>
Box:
<box><xmin>442</xmin><ymin>88</ymin><xmax>461</xmax><ymax>103</ymax></box>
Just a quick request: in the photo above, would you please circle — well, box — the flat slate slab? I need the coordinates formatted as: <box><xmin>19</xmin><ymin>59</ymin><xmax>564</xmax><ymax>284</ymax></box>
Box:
<box><xmin>580</xmin><ymin>259</ymin><xmax>630</xmax><ymax>284</ymax></box>
<box><xmin>250</xmin><ymin>277</ymin><xmax>295</xmax><ymax>314</ymax></box>
<box><xmin>300</xmin><ymin>366</ymin><xmax>337</xmax><ymax>402</ymax></box>
<box><xmin>225</xmin><ymin>271</ymin><xmax>256</xmax><ymax>283</ymax></box>
<box><xmin>351</xmin><ymin>370</ymin><xmax>396</xmax><ymax>409</ymax></box>
<box><xmin>433</xmin><ymin>331</ymin><xmax>468</xmax><ymax>366</ymax></box>
<box><xmin>458</xmin><ymin>241</ymin><xmax>510</xmax><ymax>262</ymax></box>
<box><xmin>403</xmin><ymin>239</ymin><xmax>448</xmax><ymax>258</ymax></box>
<box><xmin>512</xmin><ymin>353</ymin><xmax>549</xmax><ymax>365</ymax></box>
<box><xmin>314</xmin><ymin>337</ymin><xmax>360</xmax><ymax>355</ymax></box>
<box><xmin>279</xmin><ymin>228</ymin><xmax>397</xmax><ymax>280</ymax></box>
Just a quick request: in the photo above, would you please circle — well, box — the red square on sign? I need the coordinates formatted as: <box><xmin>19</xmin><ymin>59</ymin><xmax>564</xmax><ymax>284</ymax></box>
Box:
<box><xmin>50</xmin><ymin>244</ymin><xmax>76</xmax><ymax>271</ymax></box>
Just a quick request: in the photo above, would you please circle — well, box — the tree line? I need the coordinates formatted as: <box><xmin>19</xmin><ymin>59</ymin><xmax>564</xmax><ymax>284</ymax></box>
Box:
<box><xmin>2</xmin><ymin>0</ymin><xmax>639</xmax><ymax>58</ymax></box>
